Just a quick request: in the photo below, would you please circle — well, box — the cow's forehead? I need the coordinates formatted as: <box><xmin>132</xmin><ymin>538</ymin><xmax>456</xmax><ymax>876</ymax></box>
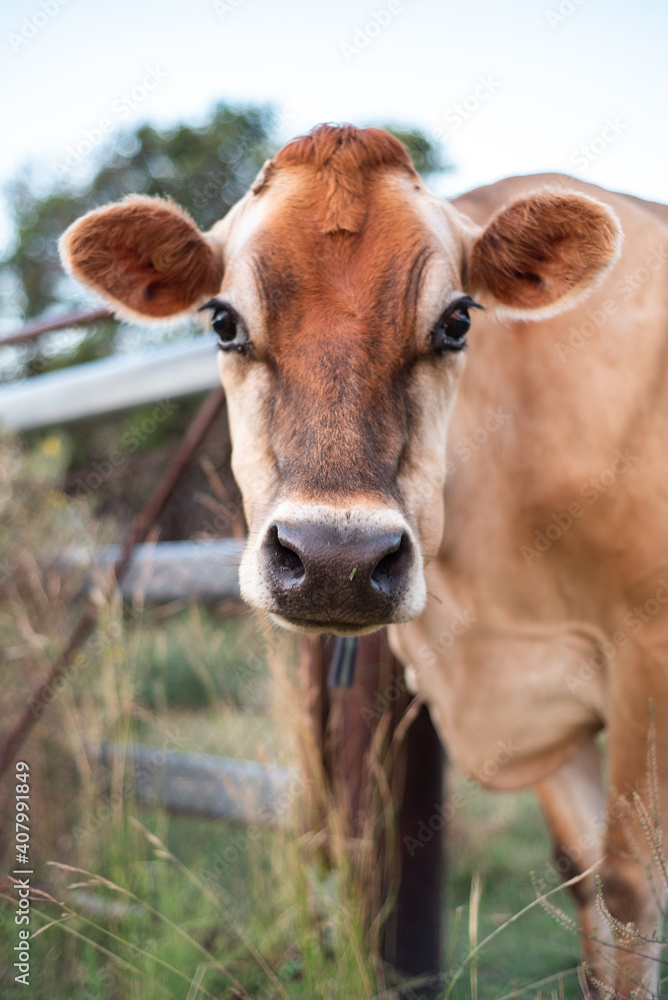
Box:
<box><xmin>212</xmin><ymin>165</ymin><xmax>469</xmax><ymax>347</ymax></box>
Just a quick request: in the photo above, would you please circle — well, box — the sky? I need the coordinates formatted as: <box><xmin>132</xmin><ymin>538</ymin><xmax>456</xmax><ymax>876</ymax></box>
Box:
<box><xmin>1</xmin><ymin>0</ymin><xmax>667</xmax><ymax>251</ymax></box>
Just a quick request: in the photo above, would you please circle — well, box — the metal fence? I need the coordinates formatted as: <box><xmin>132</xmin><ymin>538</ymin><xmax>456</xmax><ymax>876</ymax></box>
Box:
<box><xmin>0</xmin><ymin>309</ymin><xmax>275</xmax><ymax>819</ymax></box>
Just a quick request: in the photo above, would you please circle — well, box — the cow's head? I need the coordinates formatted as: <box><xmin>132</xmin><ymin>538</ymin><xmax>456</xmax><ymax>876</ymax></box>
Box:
<box><xmin>60</xmin><ymin>125</ymin><xmax>622</xmax><ymax>635</ymax></box>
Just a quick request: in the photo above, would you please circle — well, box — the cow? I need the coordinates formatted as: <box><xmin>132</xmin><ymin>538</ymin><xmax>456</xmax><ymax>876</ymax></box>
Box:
<box><xmin>60</xmin><ymin>124</ymin><xmax>668</xmax><ymax>997</ymax></box>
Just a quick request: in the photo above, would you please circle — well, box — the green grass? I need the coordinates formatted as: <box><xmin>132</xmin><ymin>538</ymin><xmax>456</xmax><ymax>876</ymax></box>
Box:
<box><xmin>1</xmin><ymin>805</ymin><xmax>374</xmax><ymax>1000</ymax></box>
<box><xmin>128</xmin><ymin>605</ymin><xmax>270</xmax><ymax>710</ymax></box>
<box><xmin>0</xmin><ymin>562</ymin><xmax>624</xmax><ymax>1000</ymax></box>
<box><xmin>445</xmin><ymin>777</ymin><xmax>581</xmax><ymax>1000</ymax></box>
<box><xmin>3</xmin><ymin>435</ymin><xmax>667</xmax><ymax>998</ymax></box>
<box><xmin>1</xmin><ymin>766</ymin><xmax>589</xmax><ymax>1000</ymax></box>
<box><xmin>0</xmin><ymin>587</ymin><xmax>591</xmax><ymax>1000</ymax></box>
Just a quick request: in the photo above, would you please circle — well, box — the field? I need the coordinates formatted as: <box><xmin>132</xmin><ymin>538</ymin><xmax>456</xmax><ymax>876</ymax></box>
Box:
<box><xmin>1</xmin><ymin>594</ymin><xmax>589</xmax><ymax>1000</ymax></box>
<box><xmin>0</xmin><ymin>439</ymin><xmax>665</xmax><ymax>1000</ymax></box>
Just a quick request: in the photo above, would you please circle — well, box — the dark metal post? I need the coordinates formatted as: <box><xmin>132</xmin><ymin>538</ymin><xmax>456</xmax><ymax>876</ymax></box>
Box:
<box><xmin>388</xmin><ymin>702</ymin><xmax>444</xmax><ymax>989</ymax></box>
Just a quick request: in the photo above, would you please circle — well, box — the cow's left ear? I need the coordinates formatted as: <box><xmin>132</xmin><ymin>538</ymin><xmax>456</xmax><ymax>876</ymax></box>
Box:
<box><xmin>59</xmin><ymin>195</ymin><xmax>223</xmax><ymax>322</ymax></box>
<box><xmin>467</xmin><ymin>190</ymin><xmax>622</xmax><ymax>319</ymax></box>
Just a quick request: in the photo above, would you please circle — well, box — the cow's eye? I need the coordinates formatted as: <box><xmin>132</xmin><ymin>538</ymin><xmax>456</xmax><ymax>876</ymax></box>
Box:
<box><xmin>431</xmin><ymin>296</ymin><xmax>483</xmax><ymax>354</ymax></box>
<box><xmin>212</xmin><ymin>308</ymin><xmax>237</xmax><ymax>343</ymax></box>
<box><xmin>199</xmin><ymin>300</ymin><xmax>248</xmax><ymax>352</ymax></box>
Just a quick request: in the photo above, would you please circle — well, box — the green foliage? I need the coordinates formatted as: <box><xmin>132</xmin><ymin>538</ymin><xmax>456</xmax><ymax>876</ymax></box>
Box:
<box><xmin>446</xmin><ymin>780</ymin><xmax>582</xmax><ymax>999</ymax></box>
<box><xmin>1</xmin><ymin>103</ymin><xmax>275</xmax><ymax>324</ymax></box>
<box><xmin>1</xmin><ymin>106</ymin><xmax>448</xmax><ymax>329</ymax></box>
<box><xmin>382</xmin><ymin>124</ymin><xmax>452</xmax><ymax>176</ymax></box>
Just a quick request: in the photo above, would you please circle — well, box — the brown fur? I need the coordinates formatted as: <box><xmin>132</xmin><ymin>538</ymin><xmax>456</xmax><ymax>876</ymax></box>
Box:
<box><xmin>268</xmin><ymin>124</ymin><xmax>417</xmax><ymax>233</ymax></box>
<box><xmin>60</xmin><ymin>195</ymin><xmax>222</xmax><ymax>319</ymax></box>
<box><xmin>468</xmin><ymin>190</ymin><xmax>621</xmax><ymax>311</ymax></box>
<box><xmin>249</xmin><ymin>176</ymin><xmax>437</xmax><ymax>500</ymax></box>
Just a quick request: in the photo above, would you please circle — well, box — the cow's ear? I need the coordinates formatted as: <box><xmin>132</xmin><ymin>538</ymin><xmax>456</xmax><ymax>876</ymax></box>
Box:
<box><xmin>467</xmin><ymin>190</ymin><xmax>622</xmax><ymax>319</ymax></box>
<box><xmin>59</xmin><ymin>195</ymin><xmax>223</xmax><ymax>321</ymax></box>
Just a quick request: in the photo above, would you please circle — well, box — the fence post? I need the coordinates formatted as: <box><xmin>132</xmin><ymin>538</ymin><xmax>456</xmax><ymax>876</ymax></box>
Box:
<box><xmin>300</xmin><ymin>629</ymin><xmax>444</xmax><ymax>994</ymax></box>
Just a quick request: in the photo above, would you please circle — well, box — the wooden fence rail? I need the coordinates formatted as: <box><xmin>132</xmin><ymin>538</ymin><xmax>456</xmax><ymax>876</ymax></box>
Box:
<box><xmin>60</xmin><ymin>538</ymin><xmax>244</xmax><ymax>603</ymax></box>
<box><xmin>98</xmin><ymin>741</ymin><xmax>297</xmax><ymax>826</ymax></box>
<box><xmin>0</xmin><ymin>307</ymin><xmax>113</xmax><ymax>348</ymax></box>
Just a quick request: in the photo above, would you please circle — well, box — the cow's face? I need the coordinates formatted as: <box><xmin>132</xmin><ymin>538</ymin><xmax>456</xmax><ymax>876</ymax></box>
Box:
<box><xmin>61</xmin><ymin>126</ymin><xmax>621</xmax><ymax>635</ymax></box>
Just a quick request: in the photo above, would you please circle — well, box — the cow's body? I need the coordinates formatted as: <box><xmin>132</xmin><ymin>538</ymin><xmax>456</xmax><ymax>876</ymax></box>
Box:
<box><xmin>60</xmin><ymin>130</ymin><xmax>668</xmax><ymax>996</ymax></box>
<box><xmin>396</xmin><ymin>173</ymin><xmax>668</xmax><ymax>790</ymax></box>
<box><xmin>391</xmin><ymin>174</ymin><xmax>668</xmax><ymax>989</ymax></box>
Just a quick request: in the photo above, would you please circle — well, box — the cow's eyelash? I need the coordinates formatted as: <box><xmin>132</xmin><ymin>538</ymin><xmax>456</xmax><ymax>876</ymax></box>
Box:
<box><xmin>443</xmin><ymin>295</ymin><xmax>483</xmax><ymax>318</ymax></box>
<box><xmin>430</xmin><ymin>296</ymin><xmax>483</xmax><ymax>354</ymax></box>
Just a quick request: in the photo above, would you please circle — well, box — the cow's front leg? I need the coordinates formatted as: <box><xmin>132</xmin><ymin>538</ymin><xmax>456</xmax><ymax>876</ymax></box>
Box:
<box><xmin>534</xmin><ymin>734</ymin><xmax>607</xmax><ymax>973</ymax></box>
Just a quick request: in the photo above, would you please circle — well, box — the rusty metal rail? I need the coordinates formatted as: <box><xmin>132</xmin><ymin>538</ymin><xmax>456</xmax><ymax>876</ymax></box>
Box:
<box><xmin>0</xmin><ymin>385</ymin><xmax>226</xmax><ymax>778</ymax></box>
<box><xmin>0</xmin><ymin>307</ymin><xmax>113</xmax><ymax>347</ymax></box>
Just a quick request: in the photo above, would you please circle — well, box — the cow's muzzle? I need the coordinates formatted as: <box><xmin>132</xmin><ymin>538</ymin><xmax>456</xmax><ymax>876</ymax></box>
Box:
<box><xmin>240</xmin><ymin>504</ymin><xmax>426</xmax><ymax>634</ymax></box>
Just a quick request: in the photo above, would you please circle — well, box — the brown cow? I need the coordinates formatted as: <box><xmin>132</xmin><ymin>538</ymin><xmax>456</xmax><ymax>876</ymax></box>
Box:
<box><xmin>60</xmin><ymin>125</ymin><xmax>668</xmax><ymax>996</ymax></box>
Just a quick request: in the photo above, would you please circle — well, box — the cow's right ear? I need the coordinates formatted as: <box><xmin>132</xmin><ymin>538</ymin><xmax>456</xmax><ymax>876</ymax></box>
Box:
<box><xmin>59</xmin><ymin>195</ymin><xmax>223</xmax><ymax>322</ymax></box>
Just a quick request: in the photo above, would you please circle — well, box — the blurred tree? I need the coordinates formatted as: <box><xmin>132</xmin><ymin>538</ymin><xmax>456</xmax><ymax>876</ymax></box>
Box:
<box><xmin>1</xmin><ymin>111</ymin><xmax>447</xmax><ymax>333</ymax></box>
<box><xmin>381</xmin><ymin>125</ymin><xmax>451</xmax><ymax>177</ymax></box>
<box><xmin>0</xmin><ymin>103</ymin><xmax>275</xmax><ymax>331</ymax></box>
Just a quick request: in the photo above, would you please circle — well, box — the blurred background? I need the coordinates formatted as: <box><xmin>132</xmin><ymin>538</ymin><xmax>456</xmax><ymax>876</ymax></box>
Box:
<box><xmin>2</xmin><ymin>0</ymin><xmax>665</xmax><ymax>528</ymax></box>
<box><xmin>2</xmin><ymin>0</ymin><xmax>667</xmax><ymax>327</ymax></box>
<box><xmin>0</xmin><ymin>3</ymin><xmax>666</xmax><ymax>998</ymax></box>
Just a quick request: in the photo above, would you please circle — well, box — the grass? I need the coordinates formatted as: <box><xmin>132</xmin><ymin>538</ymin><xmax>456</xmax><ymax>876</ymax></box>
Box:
<box><xmin>445</xmin><ymin>777</ymin><xmax>581</xmax><ymax>999</ymax></box>
<box><xmin>1</xmin><ymin>804</ymin><xmax>376</xmax><ymax>1000</ymax></box>
<box><xmin>1</xmin><ymin>432</ymin><xmax>666</xmax><ymax>999</ymax></box>
<box><xmin>0</xmin><ymin>433</ymin><xmax>376</xmax><ymax>997</ymax></box>
<box><xmin>0</xmin><ymin>782</ymin><xmax>586</xmax><ymax>1000</ymax></box>
<box><xmin>129</xmin><ymin>605</ymin><xmax>270</xmax><ymax>711</ymax></box>
<box><xmin>0</xmin><ymin>761</ymin><xmax>589</xmax><ymax>1000</ymax></box>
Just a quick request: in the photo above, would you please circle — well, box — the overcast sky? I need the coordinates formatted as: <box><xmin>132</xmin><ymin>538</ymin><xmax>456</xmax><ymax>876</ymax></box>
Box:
<box><xmin>2</xmin><ymin>0</ymin><xmax>666</xmax><ymax>250</ymax></box>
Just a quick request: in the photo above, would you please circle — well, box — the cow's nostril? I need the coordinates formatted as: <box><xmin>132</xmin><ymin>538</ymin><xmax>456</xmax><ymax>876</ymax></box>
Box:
<box><xmin>370</xmin><ymin>532</ymin><xmax>411</xmax><ymax>596</ymax></box>
<box><xmin>267</xmin><ymin>524</ymin><xmax>305</xmax><ymax>587</ymax></box>
<box><xmin>262</xmin><ymin>519</ymin><xmax>416</xmax><ymax>626</ymax></box>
